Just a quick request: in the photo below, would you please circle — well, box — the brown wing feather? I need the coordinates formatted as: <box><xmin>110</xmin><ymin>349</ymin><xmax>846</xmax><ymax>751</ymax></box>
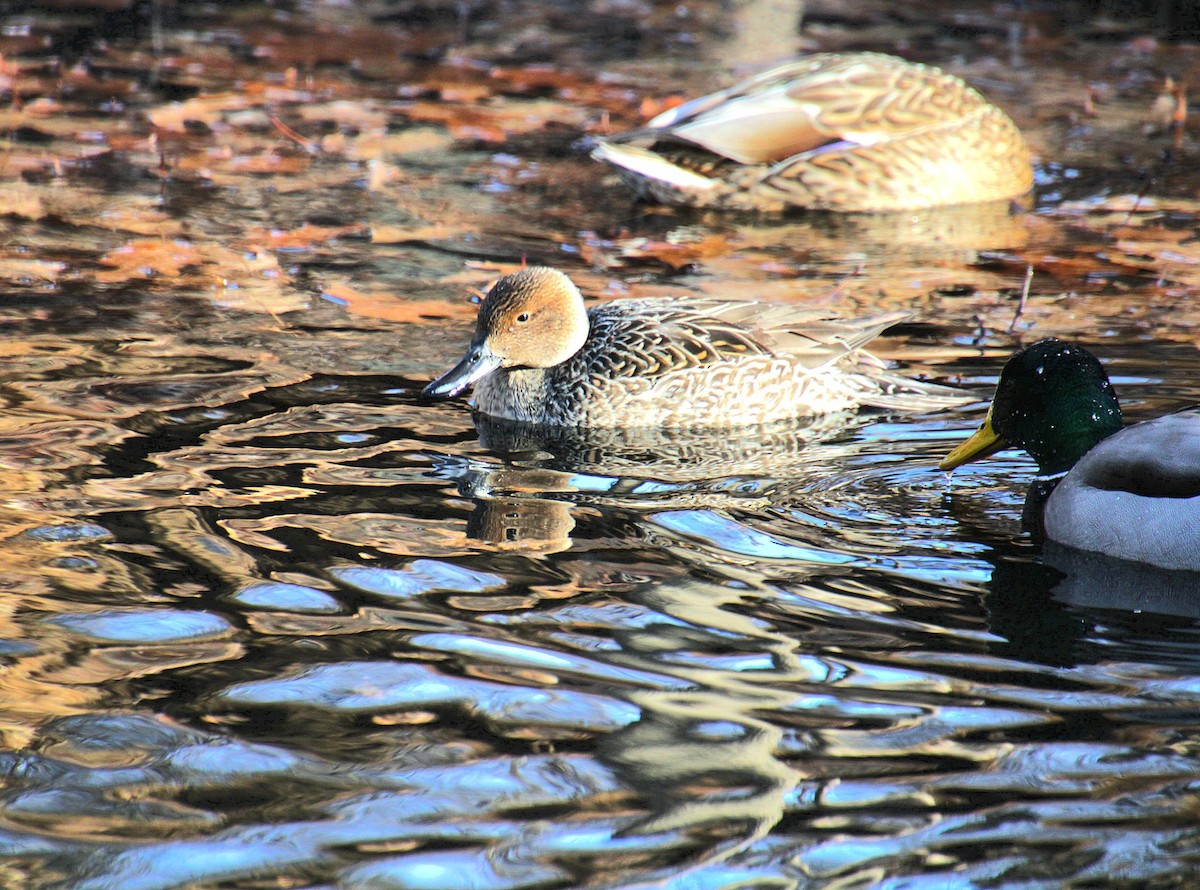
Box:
<box><xmin>617</xmin><ymin>53</ymin><xmax>991</xmax><ymax>168</ymax></box>
<box><xmin>573</xmin><ymin>300</ymin><xmax>770</xmax><ymax>382</ymax></box>
<box><xmin>573</xmin><ymin>299</ymin><xmax>908</xmax><ymax>380</ymax></box>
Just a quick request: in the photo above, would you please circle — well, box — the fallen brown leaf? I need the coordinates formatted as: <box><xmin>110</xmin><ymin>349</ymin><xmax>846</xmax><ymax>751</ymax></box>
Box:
<box><xmin>147</xmin><ymin>93</ymin><xmax>253</xmax><ymax>132</ymax></box>
<box><xmin>243</xmin><ymin>223</ymin><xmax>367</xmax><ymax>250</ymax></box>
<box><xmin>297</xmin><ymin>101</ymin><xmax>389</xmax><ymax>131</ymax></box>
<box><xmin>0</xmin><ymin>257</ymin><xmax>66</xmax><ymax>284</ymax></box>
<box><xmin>398</xmin><ymin>97</ymin><xmax>587</xmax><ymax>141</ymax></box>
<box><xmin>371</xmin><ymin>223</ymin><xmax>466</xmax><ymax>244</ymax></box>
<box><xmin>322</xmin><ymin>281</ymin><xmax>476</xmax><ymax>324</ymax></box>
<box><xmin>97</xmin><ymin>239</ymin><xmax>203</xmax><ymax>282</ymax></box>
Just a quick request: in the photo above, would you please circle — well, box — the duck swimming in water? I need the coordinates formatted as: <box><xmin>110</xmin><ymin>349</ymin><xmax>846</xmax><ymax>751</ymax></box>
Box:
<box><xmin>592</xmin><ymin>52</ymin><xmax>1033</xmax><ymax>212</ymax></box>
<box><xmin>423</xmin><ymin>267</ymin><xmax>965</xmax><ymax>428</ymax></box>
<box><xmin>941</xmin><ymin>338</ymin><xmax>1200</xmax><ymax>571</ymax></box>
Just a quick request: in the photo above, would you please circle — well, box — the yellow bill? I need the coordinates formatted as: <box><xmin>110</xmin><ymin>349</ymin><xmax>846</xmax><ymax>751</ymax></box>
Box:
<box><xmin>940</xmin><ymin>409</ymin><xmax>1009</xmax><ymax>471</ymax></box>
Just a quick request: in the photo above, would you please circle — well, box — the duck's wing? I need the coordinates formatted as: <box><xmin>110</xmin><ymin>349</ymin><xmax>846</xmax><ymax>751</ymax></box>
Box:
<box><xmin>704</xmin><ymin>302</ymin><xmax>911</xmax><ymax>369</ymax></box>
<box><xmin>621</xmin><ymin>53</ymin><xmax>985</xmax><ymax>166</ymax></box>
<box><xmin>581</xmin><ymin>299</ymin><xmax>909</xmax><ymax>378</ymax></box>
<box><xmin>577</xmin><ymin>300</ymin><xmax>773</xmax><ymax>380</ymax></box>
<box><xmin>712</xmin><ymin>301</ymin><xmax>972</xmax><ymax>410</ymax></box>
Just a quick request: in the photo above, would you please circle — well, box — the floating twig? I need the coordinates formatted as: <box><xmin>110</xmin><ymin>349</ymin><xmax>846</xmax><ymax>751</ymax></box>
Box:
<box><xmin>1008</xmin><ymin>264</ymin><xmax>1034</xmax><ymax>334</ymax></box>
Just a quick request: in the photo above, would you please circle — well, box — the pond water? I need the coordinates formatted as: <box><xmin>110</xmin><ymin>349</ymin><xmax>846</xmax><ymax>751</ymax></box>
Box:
<box><xmin>4</xmin><ymin>1</ymin><xmax>1200</xmax><ymax>887</ymax></box>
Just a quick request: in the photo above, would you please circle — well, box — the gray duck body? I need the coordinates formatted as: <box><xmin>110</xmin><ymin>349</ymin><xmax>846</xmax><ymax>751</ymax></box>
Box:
<box><xmin>424</xmin><ymin>268</ymin><xmax>963</xmax><ymax>429</ymax></box>
<box><xmin>473</xmin><ymin>298</ymin><xmax>941</xmax><ymax>427</ymax></box>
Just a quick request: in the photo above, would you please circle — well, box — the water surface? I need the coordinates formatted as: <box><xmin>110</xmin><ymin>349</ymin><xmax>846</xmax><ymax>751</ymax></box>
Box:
<box><xmin>3</xmin><ymin>2</ymin><xmax>1200</xmax><ymax>887</ymax></box>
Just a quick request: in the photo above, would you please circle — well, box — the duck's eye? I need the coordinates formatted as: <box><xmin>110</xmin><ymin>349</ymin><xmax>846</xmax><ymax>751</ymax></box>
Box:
<box><xmin>516</xmin><ymin>312</ymin><xmax>530</xmax><ymax>323</ymax></box>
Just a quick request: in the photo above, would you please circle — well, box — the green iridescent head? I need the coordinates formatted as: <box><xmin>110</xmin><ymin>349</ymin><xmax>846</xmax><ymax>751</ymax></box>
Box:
<box><xmin>942</xmin><ymin>338</ymin><xmax>1124</xmax><ymax>476</ymax></box>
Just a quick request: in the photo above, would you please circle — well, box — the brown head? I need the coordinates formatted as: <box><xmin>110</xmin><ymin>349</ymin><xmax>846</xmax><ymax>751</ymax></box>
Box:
<box><xmin>423</xmin><ymin>267</ymin><xmax>590</xmax><ymax>398</ymax></box>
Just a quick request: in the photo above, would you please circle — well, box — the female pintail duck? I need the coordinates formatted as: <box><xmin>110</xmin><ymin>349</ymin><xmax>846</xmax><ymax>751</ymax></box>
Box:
<box><xmin>592</xmin><ymin>52</ymin><xmax>1033</xmax><ymax>212</ymax></box>
<box><xmin>423</xmin><ymin>266</ymin><xmax>965</xmax><ymax>428</ymax></box>
<box><xmin>941</xmin><ymin>338</ymin><xmax>1200</xmax><ymax>571</ymax></box>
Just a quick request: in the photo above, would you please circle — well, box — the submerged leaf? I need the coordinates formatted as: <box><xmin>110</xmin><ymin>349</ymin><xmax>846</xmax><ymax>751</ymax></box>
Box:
<box><xmin>97</xmin><ymin>239</ymin><xmax>204</xmax><ymax>282</ymax></box>
<box><xmin>321</xmin><ymin>281</ymin><xmax>475</xmax><ymax>323</ymax></box>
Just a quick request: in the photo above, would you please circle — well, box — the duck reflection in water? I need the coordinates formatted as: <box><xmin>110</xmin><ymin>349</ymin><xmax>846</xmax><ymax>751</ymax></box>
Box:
<box><xmin>432</xmin><ymin>408</ymin><xmax>880</xmax><ymax>559</ymax></box>
<box><xmin>982</xmin><ymin>545</ymin><xmax>1200</xmax><ymax>669</ymax></box>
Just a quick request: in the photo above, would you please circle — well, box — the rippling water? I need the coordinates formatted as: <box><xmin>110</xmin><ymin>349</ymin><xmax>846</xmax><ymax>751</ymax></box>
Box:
<box><xmin>5</xmin><ymin>2</ymin><xmax>1200</xmax><ymax>888</ymax></box>
<box><xmin>9</xmin><ymin>328</ymin><xmax>1200</xmax><ymax>888</ymax></box>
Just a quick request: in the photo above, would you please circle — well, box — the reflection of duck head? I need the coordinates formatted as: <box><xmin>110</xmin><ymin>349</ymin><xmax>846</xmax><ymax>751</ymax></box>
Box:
<box><xmin>445</xmin><ymin>459</ymin><xmax>577</xmax><ymax>555</ymax></box>
<box><xmin>465</xmin><ymin>496</ymin><xmax>576</xmax><ymax>556</ymax></box>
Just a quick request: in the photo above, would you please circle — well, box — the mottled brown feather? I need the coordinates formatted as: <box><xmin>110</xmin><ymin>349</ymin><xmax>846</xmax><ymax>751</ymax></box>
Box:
<box><xmin>593</xmin><ymin>52</ymin><xmax>1033</xmax><ymax>212</ymax></box>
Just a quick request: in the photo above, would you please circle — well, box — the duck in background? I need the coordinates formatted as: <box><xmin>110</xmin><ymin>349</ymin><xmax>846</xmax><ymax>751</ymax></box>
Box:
<box><xmin>423</xmin><ymin>266</ymin><xmax>967</xmax><ymax>428</ymax></box>
<box><xmin>592</xmin><ymin>52</ymin><xmax>1033</xmax><ymax>212</ymax></box>
<box><xmin>940</xmin><ymin>338</ymin><xmax>1200</xmax><ymax>571</ymax></box>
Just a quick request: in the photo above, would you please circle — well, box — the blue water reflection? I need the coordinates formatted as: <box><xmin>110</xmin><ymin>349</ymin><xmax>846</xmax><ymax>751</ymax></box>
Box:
<box><xmin>5</xmin><ymin>2</ymin><xmax>1200</xmax><ymax>888</ymax></box>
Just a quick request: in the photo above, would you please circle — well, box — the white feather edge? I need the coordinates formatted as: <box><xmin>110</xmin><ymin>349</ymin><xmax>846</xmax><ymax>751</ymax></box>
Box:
<box><xmin>591</xmin><ymin>142</ymin><xmax>720</xmax><ymax>191</ymax></box>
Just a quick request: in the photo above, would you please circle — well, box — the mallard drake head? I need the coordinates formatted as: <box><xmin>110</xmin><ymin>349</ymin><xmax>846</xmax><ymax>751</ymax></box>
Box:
<box><xmin>424</xmin><ymin>268</ymin><xmax>590</xmax><ymax>398</ymax></box>
<box><xmin>941</xmin><ymin>338</ymin><xmax>1124</xmax><ymax>476</ymax></box>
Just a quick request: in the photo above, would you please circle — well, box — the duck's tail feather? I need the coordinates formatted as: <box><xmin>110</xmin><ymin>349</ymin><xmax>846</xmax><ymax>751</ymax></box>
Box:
<box><xmin>591</xmin><ymin>141</ymin><xmax>721</xmax><ymax>193</ymax></box>
<box><xmin>858</xmin><ymin>373</ymin><xmax>976</xmax><ymax>413</ymax></box>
